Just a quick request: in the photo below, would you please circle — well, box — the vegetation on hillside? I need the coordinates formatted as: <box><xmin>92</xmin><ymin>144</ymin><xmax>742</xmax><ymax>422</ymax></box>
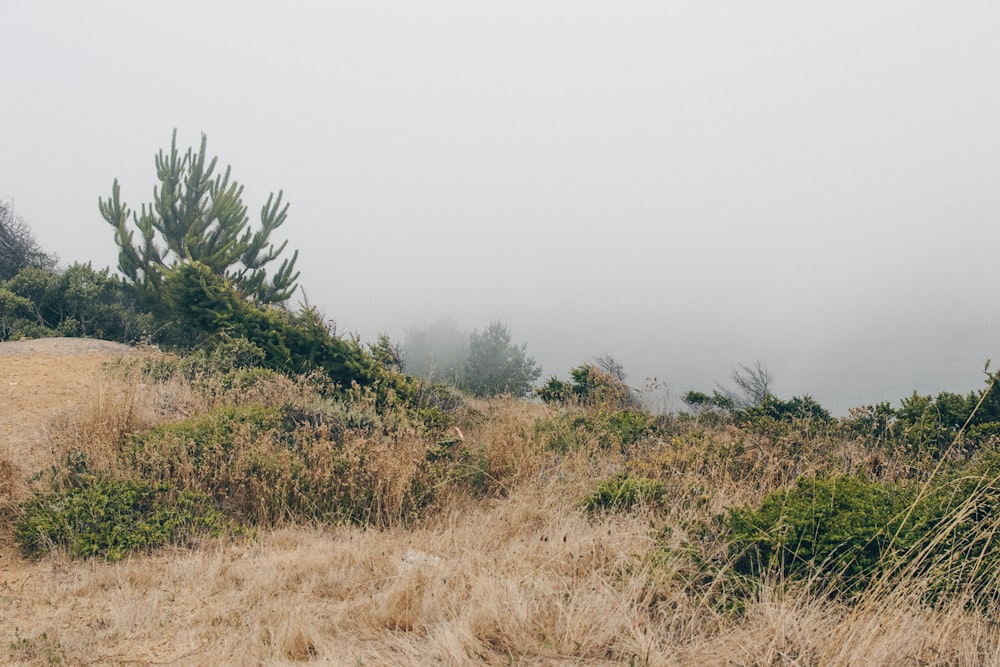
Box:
<box><xmin>5</xmin><ymin>348</ymin><xmax>1000</xmax><ymax>663</ymax></box>
<box><xmin>3</xmin><ymin>132</ymin><xmax>1000</xmax><ymax>663</ymax></box>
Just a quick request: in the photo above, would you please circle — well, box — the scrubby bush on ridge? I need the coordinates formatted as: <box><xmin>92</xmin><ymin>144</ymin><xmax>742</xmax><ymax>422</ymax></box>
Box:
<box><xmin>11</xmin><ymin>345</ymin><xmax>480</xmax><ymax>559</ymax></box>
<box><xmin>583</xmin><ymin>475</ymin><xmax>668</xmax><ymax>513</ymax></box>
<box><xmin>841</xmin><ymin>368</ymin><xmax>1000</xmax><ymax>460</ymax></box>
<box><xmin>16</xmin><ymin>470</ymin><xmax>222</xmax><ymax>561</ymax></box>
<box><xmin>0</xmin><ymin>262</ymin><xmax>152</xmax><ymax>343</ymax></box>
<box><xmin>726</xmin><ymin>437</ymin><xmax>1000</xmax><ymax>606</ymax></box>
<box><xmin>727</xmin><ymin>475</ymin><xmax>912</xmax><ymax>597</ymax></box>
<box><xmin>538</xmin><ymin>361</ymin><xmax>638</xmax><ymax>410</ymax></box>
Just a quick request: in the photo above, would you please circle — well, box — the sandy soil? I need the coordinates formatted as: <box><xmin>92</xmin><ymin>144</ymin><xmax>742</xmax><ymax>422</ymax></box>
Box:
<box><xmin>0</xmin><ymin>339</ymin><xmax>150</xmax><ymax>658</ymax></box>
<box><xmin>0</xmin><ymin>338</ymin><xmax>144</xmax><ymax>478</ymax></box>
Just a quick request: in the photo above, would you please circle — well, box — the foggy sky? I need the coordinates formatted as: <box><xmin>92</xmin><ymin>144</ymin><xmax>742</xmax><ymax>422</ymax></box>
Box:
<box><xmin>2</xmin><ymin>1</ymin><xmax>998</xmax><ymax>415</ymax></box>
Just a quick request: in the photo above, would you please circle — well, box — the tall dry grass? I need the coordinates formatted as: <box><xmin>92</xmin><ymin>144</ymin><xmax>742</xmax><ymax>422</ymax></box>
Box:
<box><xmin>6</xmin><ymin>364</ymin><xmax>1000</xmax><ymax>665</ymax></box>
<box><xmin>0</xmin><ymin>454</ymin><xmax>18</xmax><ymax>549</ymax></box>
<box><xmin>8</xmin><ymin>488</ymin><xmax>1000</xmax><ymax>665</ymax></box>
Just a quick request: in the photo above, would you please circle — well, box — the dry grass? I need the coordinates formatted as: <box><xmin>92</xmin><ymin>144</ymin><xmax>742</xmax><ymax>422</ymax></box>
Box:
<box><xmin>4</xmin><ymin>365</ymin><xmax>1000</xmax><ymax>665</ymax></box>
<box><xmin>8</xmin><ymin>493</ymin><xmax>1000</xmax><ymax>665</ymax></box>
<box><xmin>0</xmin><ymin>455</ymin><xmax>19</xmax><ymax>549</ymax></box>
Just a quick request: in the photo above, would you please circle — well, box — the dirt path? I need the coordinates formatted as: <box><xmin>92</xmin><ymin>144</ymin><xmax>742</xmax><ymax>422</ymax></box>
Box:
<box><xmin>0</xmin><ymin>338</ymin><xmax>144</xmax><ymax>481</ymax></box>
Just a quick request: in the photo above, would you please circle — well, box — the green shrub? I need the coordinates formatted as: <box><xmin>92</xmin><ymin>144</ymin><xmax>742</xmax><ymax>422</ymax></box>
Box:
<box><xmin>841</xmin><ymin>372</ymin><xmax>1000</xmax><ymax>460</ymax></box>
<box><xmin>15</xmin><ymin>476</ymin><xmax>221</xmax><ymax>561</ymax></box>
<box><xmin>728</xmin><ymin>446</ymin><xmax>1000</xmax><ymax>606</ymax></box>
<box><xmin>728</xmin><ymin>475</ymin><xmax>913</xmax><ymax>596</ymax></box>
<box><xmin>583</xmin><ymin>475</ymin><xmax>667</xmax><ymax>513</ymax></box>
<box><xmin>122</xmin><ymin>405</ymin><xmax>298</xmax><ymax>522</ymax></box>
<box><xmin>604</xmin><ymin>409</ymin><xmax>656</xmax><ymax>446</ymax></box>
<box><xmin>1</xmin><ymin>263</ymin><xmax>151</xmax><ymax>343</ymax></box>
<box><xmin>894</xmin><ymin>447</ymin><xmax>1000</xmax><ymax>601</ymax></box>
<box><xmin>536</xmin><ymin>376</ymin><xmax>571</xmax><ymax>403</ymax></box>
<box><xmin>163</xmin><ymin>261</ymin><xmax>377</xmax><ymax>387</ymax></box>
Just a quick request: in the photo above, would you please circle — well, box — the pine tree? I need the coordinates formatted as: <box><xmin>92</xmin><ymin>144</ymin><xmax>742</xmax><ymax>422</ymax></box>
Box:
<box><xmin>99</xmin><ymin>130</ymin><xmax>299</xmax><ymax>305</ymax></box>
<box><xmin>460</xmin><ymin>320</ymin><xmax>541</xmax><ymax>397</ymax></box>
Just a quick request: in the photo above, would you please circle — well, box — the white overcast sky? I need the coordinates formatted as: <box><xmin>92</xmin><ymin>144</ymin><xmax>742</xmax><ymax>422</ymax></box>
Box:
<box><xmin>2</xmin><ymin>1</ymin><xmax>998</xmax><ymax>413</ymax></box>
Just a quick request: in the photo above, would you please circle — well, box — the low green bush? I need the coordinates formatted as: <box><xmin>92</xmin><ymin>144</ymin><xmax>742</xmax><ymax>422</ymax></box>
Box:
<box><xmin>537</xmin><ymin>363</ymin><xmax>636</xmax><ymax>410</ymax></box>
<box><xmin>601</xmin><ymin>409</ymin><xmax>656</xmax><ymax>446</ymax></box>
<box><xmin>583</xmin><ymin>475</ymin><xmax>667</xmax><ymax>513</ymax></box>
<box><xmin>728</xmin><ymin>456</ymin><xmax>1000</xmax><ymax>605</ymax></box>
<box><xmin>840</xmin><ymin>371</ymin><xmax>1000</xmax><ymax>460</ymax></box>
<box><xmin>534</xmin><ymin>413</ymin><xmax>588</xmax><ymax>453</ymax></box>
<box><xmin>15</xmin><ymin>476</ymin><xmax>221</xmax><ymax>561</ymax></box>
<box><xmin>728</xmin><ymin>475</ymin><xmax>913</xmax><ymax>596</ymax></box>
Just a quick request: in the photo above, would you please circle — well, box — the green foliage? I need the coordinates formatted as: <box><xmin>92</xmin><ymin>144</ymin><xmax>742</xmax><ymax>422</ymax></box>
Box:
<box><xmin>729</xmin><ymin>395</ymin><xmax>835</xmax><ymax>443</ymax></box>
<box><xmin>593</xmin><ymin>409</ymin><xmax>657</xmax><ymax>447</ymax></box>
<box><xmin>894</xmin><ymin>447</ymin><xmax>1000</xmax><ymax>601</ymax></box>
<box><xmin>162</xmin><ymin>261</ymin><xmax>376</xmax><ymax>387</ymax></box>
<box><xmin>842</xmin><ymin>401</ymin><xmax>897</xmax><ymax>445</ymax></box>
<box><xmin>369</xmin><ymin>334</ymin><xmax>404</xmax><ymax>373</ymax></box>
<box><xmin>536</xmin><ymin>360</ymin><xmax>652</xmax><ymax>452</ymax></box>
<box><xmin>534</xmin><ymin>412</ymin><xmax>589</xmax><ymax>453</ymax></box>
<box><xmin>0</xmin><ymin>285</ymin><xmax>34</xmax><ymax>340</ymax></box>
<box><xmin>583</xmin><ymin>475</ymin><xmax>667</xmax><ymax>513</ymax></box>
<box><xmin>536</xmin><ymin>376</ymin><xmax>571</xmax><ymax>403</ymax></box>
<box><xmin>684</xmin><ymin>388</ymin><xmax>832</xmax><ymax>432</ymax></box>
<box><xmin>0</xmin><ymin>263</ymin><xmax>151</xmax><ymax>342</ymax></box>
<box><xmin>135</xmin><ymin>336</ymin><xmax>271</xmax><ymax>392</ymax></box>
<box><xmin>99</xmin><ymin>129</ymin><xmax>299</xmax><ymax>305</ymax></box>
<box><xmin>682</xmin><ymin>363</ymin><xmax>832</xmax><ymax>432</ymax></box>
<box><xmin>842</xmin><ymin>369</ymin><xmax>1000</xmax><ymax>459</ymax></box>
<box><xmin>459</xmin><ymin>320</ymin><xmax>541</xmax><ymax>397</ymax></box>
<box><xmin>758</xmin><ymin>395</ymin><xmax>832</xmax><ymax>423</ymax></box>
<box><xmin>728</xmin><ymin>438</ymin><xmax>1000</xmax><ymax>605</ymax></box>
<box><xmin>895</xmin><ymin>391</ymin><xmax>977</xmax><ymax>457</ymax></box>
<box><xmin>681</xmin><ymin>389</ymin><xmax>735</xmax><ymax>414</ymax></box>
<box><xmin>15</xmin><ymin>476</ymin><xmax>221</xmax><ymax>561</ymax></box>
<box><xmin>728</xmin><ymin>475</ymin><xmax>912</xmax><ymax>596</ymax></box>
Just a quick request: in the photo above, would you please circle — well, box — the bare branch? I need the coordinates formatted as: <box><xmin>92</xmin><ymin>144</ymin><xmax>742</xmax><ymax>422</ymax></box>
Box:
<box><xmin>0</xmin><ymin>201</ymin><xmax>57</xmax><ymax>281</ymax></box>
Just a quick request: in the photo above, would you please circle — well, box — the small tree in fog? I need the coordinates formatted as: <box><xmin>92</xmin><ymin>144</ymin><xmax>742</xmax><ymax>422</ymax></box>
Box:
<box><xmin>723</xmin><ymin>360</ymin><xmax>773</xmax><ymax>409</ymax></box>
<box><xmin>460</xmin><ymin>320</ymin><xmax>541</xmax><ymax>397</ymax></box>
<box><xmin>683</xmin><ymin>360</ymin><xmax>774</xmax><ymax>415</ymax></box>
<box><xmin>401</xmin><ymin>318</ymin><xmax>469</xmax><ymax>384</ymax></box>
<box><xmin>594</xmin><ymin>354</ymin><xmax>627</xmax><ymax>384</ymax></box>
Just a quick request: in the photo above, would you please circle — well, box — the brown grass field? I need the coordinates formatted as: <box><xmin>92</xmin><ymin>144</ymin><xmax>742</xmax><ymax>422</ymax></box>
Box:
<box><xmin>2</xmin><ymin>339</ymin><xmax>1000</xmax><ymax>666</ymax></box>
